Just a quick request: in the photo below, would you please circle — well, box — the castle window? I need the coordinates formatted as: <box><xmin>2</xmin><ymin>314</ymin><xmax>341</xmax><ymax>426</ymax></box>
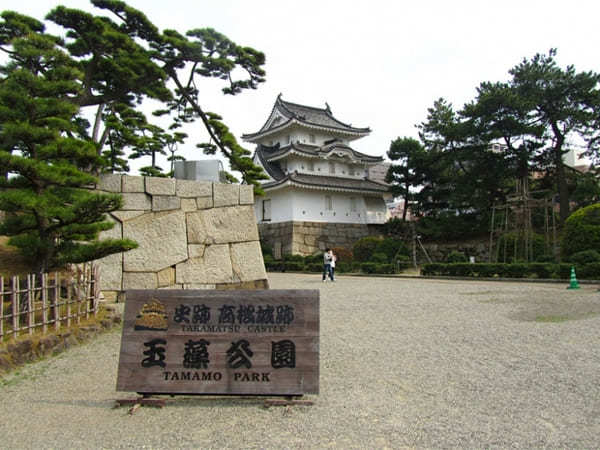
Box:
<box><xmin>329</xmin><ymin>162</ymin><xmax>335</xmax><ymax>174</ymax></box>
<box><xmin>307</xmin><ymin>160</ymin><xmax>314</xmax><ymax>171</ymax></box>
<box><xmin>325</xmin><ymin>195</ymin><xmax>333</xmax><ymax>211</ymax></box>
<box><xmin>350</xmin><ymin>197</ymin><xmax>357</xmax><ymax>212</ymax></box>
<box><xmin>348</xmin><ymin>166</ymin><xmax>355</xmax><ymax>176</ymax></box>
<box><xmin>309</xmin><ymin>134</ymin><xmax>316</xmax><ymax>143</ymax></box>
<box><xmin>262</xmin><ymin>199</ymin><xmax>271</xmax><ymax>221</ymax></box>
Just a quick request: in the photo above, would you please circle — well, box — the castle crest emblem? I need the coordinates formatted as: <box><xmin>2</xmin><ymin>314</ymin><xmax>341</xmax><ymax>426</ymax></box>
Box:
<box><xmin>134</xmin><ymin>299</ymin><xmax>168</xmax><ymax>331</ymax></box>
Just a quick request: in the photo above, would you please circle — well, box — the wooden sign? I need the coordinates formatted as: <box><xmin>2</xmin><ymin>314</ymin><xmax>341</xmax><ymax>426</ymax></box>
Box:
<box><xmin>116</xmin><ymin>289</ymin><xmax>319</xmax><ymax>396</ymax></box>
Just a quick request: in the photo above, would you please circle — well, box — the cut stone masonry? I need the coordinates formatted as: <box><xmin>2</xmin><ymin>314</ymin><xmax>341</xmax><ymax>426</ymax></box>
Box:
<box><xmin>95</xmin><ymin>174</ymin><xmax>268</xmax><ymax>294</ymax></box>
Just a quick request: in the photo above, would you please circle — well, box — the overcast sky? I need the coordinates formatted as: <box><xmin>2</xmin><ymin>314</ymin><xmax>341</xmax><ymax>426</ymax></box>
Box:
<box><xmin>3</xmin><ymin>0</ymin><xmax>600</xmax><ymax>174</ymax></box>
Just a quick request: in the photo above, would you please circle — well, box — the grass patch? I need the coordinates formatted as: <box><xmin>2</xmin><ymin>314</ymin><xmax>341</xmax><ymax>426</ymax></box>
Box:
<box><xmin>0</xmin><ymin>236</ymin><xmax>32</xmax><ymax>277</ymax></box>
<box><xmin>535</xmin><ymin>315</ymin><xmax>569</xmax><ymax>323</ymax></box>
<box><xmin>460</xmin><ymin>290</ymin><xmax>497</xmax><ymax>296</ymax></box>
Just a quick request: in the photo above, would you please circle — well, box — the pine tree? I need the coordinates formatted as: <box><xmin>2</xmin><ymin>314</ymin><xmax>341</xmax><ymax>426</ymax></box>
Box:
<box><xmin>0</xmin><ymin>12</ymin><xmax>136</xmax><ymax>273</ymax></box>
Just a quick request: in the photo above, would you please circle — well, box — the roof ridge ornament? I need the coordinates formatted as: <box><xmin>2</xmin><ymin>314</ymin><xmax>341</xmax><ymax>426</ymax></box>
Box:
<box><xmin>325</xmin><ymin>102</ymin><xmax>331</xmax><ymax>114</ymax></box>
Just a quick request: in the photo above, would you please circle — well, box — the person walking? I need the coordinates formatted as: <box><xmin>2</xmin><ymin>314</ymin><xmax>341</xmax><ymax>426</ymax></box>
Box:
<box><xmin>329</xmin><ymin>249</ymin><xmax>336</xmax><ymax>282</ymax></box>
<box><xmin>322</xmin><ymin>248</ymin><xmax>332</xmax><ymax>282</ymax></box>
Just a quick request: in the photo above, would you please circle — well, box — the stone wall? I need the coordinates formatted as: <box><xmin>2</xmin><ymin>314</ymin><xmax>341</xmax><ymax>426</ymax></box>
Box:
<box><xmin>420</xmin><ymin>239</ymin><xmax>490</xmax><ymax>264</ymax></box>
<box><xmin>95</xmin><ymin>174</ymin><xmax>268</xmax><ymax>293</ymax></box>
<box><xmin>259</xmin><ymin>221</ymin><xmax>382</xmax><ymax>256</ymax></box>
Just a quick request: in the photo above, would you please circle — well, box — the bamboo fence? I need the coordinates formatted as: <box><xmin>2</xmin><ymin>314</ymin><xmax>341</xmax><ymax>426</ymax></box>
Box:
<box><xmin>0</xmin><ymin>264</ymin><xmax>100</xmax><ymax>341</ymax></box>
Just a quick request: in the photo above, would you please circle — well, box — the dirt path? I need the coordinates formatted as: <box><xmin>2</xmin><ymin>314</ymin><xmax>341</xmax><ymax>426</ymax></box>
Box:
<box><xmin>1</xmin><ymin>273</ymin><xmax>599</xmax><ymax>448</ymax></box>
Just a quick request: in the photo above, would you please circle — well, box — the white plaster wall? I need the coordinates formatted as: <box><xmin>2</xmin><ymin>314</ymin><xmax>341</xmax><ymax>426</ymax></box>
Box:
<box><xmin>289</xmin><ymin>190</ymin><xmax>367</xmax><ymax>224</ymax></box>
<box><xmin>254</xmin><ymin>188</ymin><xmax>294</xmax><ymax>223</ymax></box>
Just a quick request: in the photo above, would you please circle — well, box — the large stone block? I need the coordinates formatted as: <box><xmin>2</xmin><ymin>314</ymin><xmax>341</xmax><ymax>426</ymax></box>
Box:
<box><xmin>213</xmin><ymin>183</ymin><xmax>239</xmax><ymax>207</ymax></box>
<box><xmin>121</xmin><ymin>193</ymin><xmax>151</xmax><ymax>211</ymax></box>
<box><xmin>123</xmin><ymin>210</ymin><xmax>188</xmax><ymax>272</ymax></box>
<box><xmin>122</xmin><ymin>175</ymin><xmax>145</xmax><ymax>193</ymax></box>
<box><xmin>181</xmin><ymin>198</ymin><xmax>197</xmax><ymax>212</ymax></box>
<box><xmin>111</xmin><ymin>211</ymin><xmax>146</xmax><ymax>223</ymax></box>
<box><xmin>145</xmin><ymin>177</ymin><xmax>175</xmax><ymax>196</ymax></box>
<box><xmin>186</xmin><ymin>206</ymin><xmax>258</xmax><ymax>245</ymax></box>
<box><xmin>188</xmin><ymin>244</ymin><xmax>205</xmax><ymax>259</ymax></box>
<box><xmin>196</xmin><ymin>196</ymin><xmax>213</xmax><ymax>210</ymax></box>
<box><xmin>97</xmin><ymin>174</ymin><xmax>122</xmax><ymax>192</ymax></box>
<box><xmin>95</xmin><ymin>218</ymin><xmax>122</xmax><ymax>291</ymax></box>
<box><xmin>157</xmin><ymin>267</ymin><xmax>175</xmax><ymax>288</ymax></box>
<box><xmin>239</xmin><ymin>185</ymin><xmax>254</xmax><ymax>205</ymax></box>
<box><xmin>176</xmin><ymin>244</ymin><xmax>232</xmax><ymax>284</ymax></box>
<box><xmin>176</xmin><ymin>179</ymin><xmax>212</xmax><ymax>198</ymax></box>
<box><xmin>230</xmin><ymin>241</ymin><xmax>267</xmax><ymax>282</ymax></box>
<box><xmin>123</xmin><ymin>272</ymin><xmax>157</xmax><ymax>290</ymax></box>
<box><xmin>152</xmin><ymin>196</ymin><xmax>181</xmax><ymax>212</ymax></box>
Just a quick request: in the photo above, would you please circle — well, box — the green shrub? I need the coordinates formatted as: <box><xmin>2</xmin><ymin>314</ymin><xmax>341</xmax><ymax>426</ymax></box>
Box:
<box><xmin>395</xmin><ymin>261</ymin><xmax>413</xmax><ymax>272</ymax></box>
<box><xmin>283</xmin><ymin>261</ymin><xmax>304</xmax><ymax>271</ymax></box>
<box><xmin>283</xmin><ymin>254</ymin><xmax>304</xmax><ymax>262</ymax></box>
<box><xmin>336</xmin><ymin>262</ymin><xmax>352</xmax><ymax>273</ymax></box>
<box><xmin>260</xmin><ymin>242</ymin><xmax>272</xmax><ymax>257</ymax></box>
<box><xmin>375</xmin><ymin>238</ymin><xmax>407</xmax><ymax>262</ymax></box>
<box><xmin>305</xmin><ymin>262</ymin><xmax>323</xmax><ymax>273</ymax></box>
<box><xmin>496</xmin><ymin>232</ymin><xmax>547</xmax><ymax>263</ymax></box>
<box><xmin>376</xmin><ymin>264</ymin><xmax>395</xmax><ymax>274</ymax></box>
<box><xmin>332</xmin><ymin>247</ymin><xmax>353</xmax><ymax>263</ymax></box>
<box><xmin>562</xmin><ymin>203</ymin><xmax>600</xmax><ymax>259</ymax></box>
<box><xmin>353</xmin><ymin>237</ymin><xmax>382</xmax><ymax>262</ymax></box>
<box><xmin>360</xmin><ymin>262</ymin><xmax>378</xmax><ymax>274</ymax></box>
<box><xmin>576</xmin><ymin>262</ymin><xmax>600</xmax><ymax>279</ymax></box>
<box><xmin>371</xmin><ymin>252</ymin><xmax>389</xmax><ymax>263</ymax></box>
<box><xmin>446</xmin><ymin>250</ymin><xmax>467</xmax><ymax>263</ymax></box>
<box><xmin>305</xmin><ymin>253</ymin><xmax>322</xmax><ymax>264</ymax></box>
<box><xmin>535</xmin><ymin>253</ymin><xmax>557</xmax><ymax>263</ymax></box>
<box><xmin>568</xmin><ymin>250</ymin><xmax>600</xmax><ymax>265</ymax></box>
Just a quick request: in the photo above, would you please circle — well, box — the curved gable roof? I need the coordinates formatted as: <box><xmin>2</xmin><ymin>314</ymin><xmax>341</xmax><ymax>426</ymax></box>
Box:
<box><xmin>243</xmin><ymin>94</ymin><xmax>371</xmax><ymax>142</ymax></box>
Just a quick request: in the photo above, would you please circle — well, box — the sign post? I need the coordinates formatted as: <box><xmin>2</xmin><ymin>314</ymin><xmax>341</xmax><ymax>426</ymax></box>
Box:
<box><xmin>116</xmin><ymin>289</ymin><xmax>319</xmax><ymax>404</ymax></box>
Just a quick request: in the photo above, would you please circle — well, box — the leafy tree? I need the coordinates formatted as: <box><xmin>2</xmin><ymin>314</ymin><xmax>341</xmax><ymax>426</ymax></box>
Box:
<box><xmin>385</xmin><ymin>137</ymin><xmax>427</xmax><ymax>221</ymax></box>
<box><xmin>3</xmin><ymin>1</ymin><xmax>269</xmax><ymax>189</ymax></box>
<box><xmin>561</xmin><ymin>203</ymin><xmax>600</xmax><ymax>259</ymax></box>
<box><xmin>415</xmin><ymin>98</ymin><xmax>512</xmax><ymax>234</ymax></box>
<box><xmin>0</xmin><ymin>18</ymin><xmax>136</xmax><ymax>272</ymax></box>
<box><xmin>508</xmin><ymin>49</ymin><xmax>600</xmax><ymax>224</ymax></box>
<box><xmin>0</xmin><ymin>1</ymin><xmax>269</xmax><ymax>271</ymax></box>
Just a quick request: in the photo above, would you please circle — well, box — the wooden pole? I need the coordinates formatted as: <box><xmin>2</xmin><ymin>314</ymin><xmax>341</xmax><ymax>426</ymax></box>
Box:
<box><xmin>27</xmin><ymin>274</ymin><xmax>34</xmax><ymax>335</ymax></box>
<box><xmin>42</xmin><ymin>273</ymin><xmax>48</xmax><ymax>334</ymax></box>
<box><xmin>11</xmin><ymin>276</ymin><xmax>18</xmax><ymax>340</ymax></box>
<box><xmin>489</xmin><ymin>206</ymin><xmax>496</xmax><ymax>263</ymax></box>
<box><xmin>0</xmin><ymin>276</ymin><xmax>4</xmax><ymax>339</ymax></box>
<box><xmin>66</xmin><ymin>272</ymin><xmax>72</xmax><ymax>328</ymax></box>
<box><xmin>54</xmin><ymin>272</ymin><xmax>60</xmax><ymax>331</ymax></box>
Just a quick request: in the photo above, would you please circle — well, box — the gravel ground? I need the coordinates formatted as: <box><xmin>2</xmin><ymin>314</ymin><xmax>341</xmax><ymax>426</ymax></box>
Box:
<box><xmin>1</xmin><ymin>273</ymin><xmax>600</xmax><ymax>449</ymax></box>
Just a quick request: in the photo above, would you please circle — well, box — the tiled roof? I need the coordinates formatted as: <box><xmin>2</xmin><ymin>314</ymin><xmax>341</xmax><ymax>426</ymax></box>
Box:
<box><xmin>258</xmin><ymin>142</ymin><xmax>383</xmax><ymax>164</ymax></box>
<box><xmin>243</xmin><ymin>94</ymin><xmax>371</xmax><ymax>141</ymax></box>
<box><xmin>263</xmin><ymin>173</ymin><xmax>389</xmax><ymax>194</ymax></box>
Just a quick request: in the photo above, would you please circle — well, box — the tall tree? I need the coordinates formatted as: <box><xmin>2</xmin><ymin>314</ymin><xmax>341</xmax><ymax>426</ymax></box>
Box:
<box><xmin>0</xmin><ymin>1</ymin><xmax>268</xmax><ymax>271</ymax></box>
<box><xmin>0</xmin><ymin>15</ymin><xmax>136</xmax><ymax>272</ymax></box>
<box><xmin>385</xmin><ymin>137</ymin><xmax>427</xmax><ymax>221</ymax></box>
<box><xmin>5</xmin><ymin>1</ymin><xmax>268</xmax><ymax>189</ymax></box>
<box><xmin>508</xmin><ymin>49</ymin><xmax>600</xmax><ymax>224</ymax></box>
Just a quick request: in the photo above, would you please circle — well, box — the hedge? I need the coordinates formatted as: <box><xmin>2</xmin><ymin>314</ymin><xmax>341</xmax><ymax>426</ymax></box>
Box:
<box><xmin>421</xmin><ymin>263</ymin><xmax>593</xmax><ymax>279</ymax></box>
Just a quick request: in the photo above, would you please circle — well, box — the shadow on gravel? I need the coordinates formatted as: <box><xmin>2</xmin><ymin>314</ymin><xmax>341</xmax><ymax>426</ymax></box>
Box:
<box><xmin>31</xmin><ymin>399</ymin><xmax>116</xmax><ymax>409</ymax></box>
<box><xmin>476</xmin><ymin>293</ymin><xmax>600</xmax><ymax>323</ymax></box>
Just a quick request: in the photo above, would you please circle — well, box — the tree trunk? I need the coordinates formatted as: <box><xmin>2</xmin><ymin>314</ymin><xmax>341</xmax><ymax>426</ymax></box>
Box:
<box><xmin>551</xmin><ymin>123</ymin><xmax>569</xmax><ymax>226</ymax></box>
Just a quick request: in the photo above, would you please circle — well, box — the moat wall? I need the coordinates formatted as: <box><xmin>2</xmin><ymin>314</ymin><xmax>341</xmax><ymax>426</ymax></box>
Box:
<box><xmin>258</xmin><ymin>221</ymin><xmax>384</xmax><ymax>256</ymax></box>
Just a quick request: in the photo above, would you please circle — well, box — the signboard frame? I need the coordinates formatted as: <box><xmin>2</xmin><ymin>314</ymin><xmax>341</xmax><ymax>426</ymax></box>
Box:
<box><xmin>116</xmin><ymin>289</ymin><xmax>319</xmax><ymax>396</ymax></box>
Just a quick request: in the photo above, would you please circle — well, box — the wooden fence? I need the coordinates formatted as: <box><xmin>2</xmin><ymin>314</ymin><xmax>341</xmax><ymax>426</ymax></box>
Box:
<box><xmin>0</xmin><ymin>264</ymin><xmax>100</xmax><ymax>341</ymax></box>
